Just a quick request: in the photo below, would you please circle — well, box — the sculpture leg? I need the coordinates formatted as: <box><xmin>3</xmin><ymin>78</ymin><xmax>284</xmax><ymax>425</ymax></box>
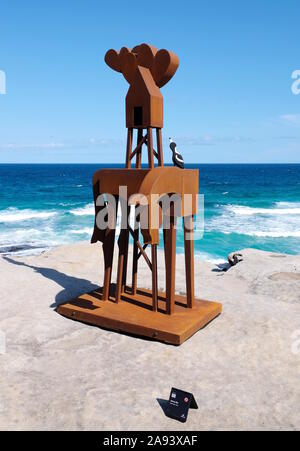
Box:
<box><xmin>116</xmin><ymin>205</ymin><xmax>130</xmax><ymax>302</ymax></box>
<box><xmin>151</xmin><ymin>244</ymin><xmax>158</xmax><ymax>312</ymax></box>
<box><xmin>125</xmin><ymin>128</ymin><xmax>133</xmax><ymax>169</ymax></box>
<box><xmin>102</xmin><ymin>195</ymin><xmax>118</xmax><ymax>301</ymax></box>
<box><xmin>164</xmin><ymin>214</ymin><xmax>177</xmax><ymax>315</ymax></box>
<box><xmin>156</xmin><ymin>128</ymin><xmax>163</xmax><ymax>167</ymax></box>
<box><xmin>147</xmin><ymin>127</ymin><xmax>154</xmax><ymax>169</ymax></box>
<box><xmin>121</xmin><ymin>225</ymin><xmax>130</xmax><ymax>292</ymax></box>
<box><xmin>102</xmin><ymin>232</ymin><xmax>115</xmax><ymax>301</ymax></box>
<box><xmin>131</xmin><ymin>207</ymin><xmax>140</xmax><ymax>295</ymax></box>
<box><xmin>184</xmin><ymin>215</ymin><xmax>195</xmax><ymax>309</ymax></box>
<box><xmin>115</xmin><ymin>230</ymin><xmax>127</xmax><ymax>303</ymax></box>
<box><xmin>136</xmin><ymin>129</ymin><xmax>143</xmax><ymax>169</ymax></box>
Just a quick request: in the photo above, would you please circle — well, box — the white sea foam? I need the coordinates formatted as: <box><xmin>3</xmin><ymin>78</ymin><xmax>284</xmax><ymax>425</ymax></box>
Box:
<box><xmin>70</xmin><ymin>203</ymin><xmax>94</xmax><ymax>216</ymax></box>
<box><xmin>226</xmin><ymin>204</ymin><xmax>300</xmax><ymax>216</ymax></box>
<box><xmin>59</xmin><ymin>202</ymin><xmax>77</xmax><ymax>207</ymax></box>
<box><xmin>0</xmin><ymin>226</ymin><xmax>62</xmax><ymax>255</ymax></box>
<box><xmin>0</xmin><ymin>208</ymin><xmax>57</xmax><ymax>223</ymax></box>
<box><xmin>207</xmin><ymin>201</ymin><xmax>300</xmax><ymax>239</ymax></box>
<box><xmin>70</xmin><ymin>228</ymin><xmax>93</xmax><ymax>235</ymax></box>
<box><xmin>195</xmin><ymin>253</ymin><xmax>227</xmax><ymax>264</ymax></box>
<box><xmin>249</xmin><ymin>231</ymin><xmax>300</xmax><ymax>238</ymax></box>
<box><xmin>275</xmin><ymin>201</ymin><xmax>300</xmax><ymax>209</ymax></box>
<box><xmin>0</xmin><ymin>227</ymin><xmax>57</xmax><ymax>243</ymax></box>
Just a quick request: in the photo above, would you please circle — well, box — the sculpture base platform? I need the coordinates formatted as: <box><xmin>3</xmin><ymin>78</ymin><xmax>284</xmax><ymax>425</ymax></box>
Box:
<box><xmin>57</xmin><ymin>288</ymin><xmax>222</xmax><ymax>345</ymax></box>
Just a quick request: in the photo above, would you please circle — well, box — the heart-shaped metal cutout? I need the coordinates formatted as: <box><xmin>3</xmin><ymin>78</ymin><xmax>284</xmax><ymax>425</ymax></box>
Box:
<box><xmin>136</xmin><ymin>43</ymin><xmax>158</xmax><ymax>69</ymax></box>
<box><xmin>104</xmin><ymin>49</ymin><xmax>121</xmax><ymax>73</ymax></box>
<box><xmin>152</xmin><ymin>49</ymin><xmax>179</xmax><ymax>88</ymax></box>
<box><xmin>119</xmin><ymin>47</ymin><xmax>137</xmax><ymax>84</ymax></box>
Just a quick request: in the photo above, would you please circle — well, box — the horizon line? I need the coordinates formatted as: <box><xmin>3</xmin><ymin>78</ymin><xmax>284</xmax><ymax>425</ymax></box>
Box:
<box><xmin>0</xmin><ymin>162</ymin><xmax>300</xmax><ymax>166</ymax></box>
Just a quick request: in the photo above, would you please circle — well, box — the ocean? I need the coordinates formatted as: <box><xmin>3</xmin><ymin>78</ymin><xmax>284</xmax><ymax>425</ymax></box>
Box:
<box><xmin>0</xmin><ymin>163</ymin><xmax>300</xmax><ymax>262</ymax></box>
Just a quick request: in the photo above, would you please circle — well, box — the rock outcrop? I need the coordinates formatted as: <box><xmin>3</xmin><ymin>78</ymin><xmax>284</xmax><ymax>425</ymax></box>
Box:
<box><xmin>0</xmin><ymin>244</ymin><xmax>300</xmax><ymax>430</ymax></box>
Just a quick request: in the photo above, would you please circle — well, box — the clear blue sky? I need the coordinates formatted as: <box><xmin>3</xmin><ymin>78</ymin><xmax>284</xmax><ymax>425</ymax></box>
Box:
<box><xmin>0</xmin><ymin>0</ymin><xmax>300</xmax><ymax>163</ymax></box>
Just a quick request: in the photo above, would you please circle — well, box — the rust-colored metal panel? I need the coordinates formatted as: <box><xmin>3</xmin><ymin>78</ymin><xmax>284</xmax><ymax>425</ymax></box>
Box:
<box><xmin>126</xmin><ymin>66</ymin><xmax>163</xmax><ymax>129</ymax></box>
<box><xmin>105</xmin><ymin>44</ymin><xmax>178</xmax><ymax>129</ymax></box>
<box><xmin>57</xmin><ymin>43</ymin><xmax>221</xmax><ymax>344</ymax></box>
<box><xmin>92</xmin><ymin>167</ymin><xmax>198</xmax><ymax>206</ymax></box>
<box><xmin>57</xmin><ymin>288</ymin><xmax>222</xmax><ymax>346</ymax></box>
<box><xmin>91</xmin><ymin>167</ymin><xmax>198</xmax><ymax>246</ymax></box>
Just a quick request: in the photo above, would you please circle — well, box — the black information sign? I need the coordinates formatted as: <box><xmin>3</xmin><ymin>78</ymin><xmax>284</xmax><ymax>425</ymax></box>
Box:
<box><xmin>165</xmin><ymin>387</ymin><xmax>198</xmax><ymax>423</ymax></box>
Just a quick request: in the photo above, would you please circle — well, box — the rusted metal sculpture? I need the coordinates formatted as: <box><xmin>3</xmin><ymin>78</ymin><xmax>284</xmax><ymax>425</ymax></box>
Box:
<box><xmin>57</xmin><ymin>44</ymin><xmax>222</xmax><ymax>345</ymax></box>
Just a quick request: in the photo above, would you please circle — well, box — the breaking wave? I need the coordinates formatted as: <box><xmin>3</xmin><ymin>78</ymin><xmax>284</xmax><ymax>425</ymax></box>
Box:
<box><xmin>208</xmin><ymin>201</ymin><xmax>300</xmax><ymax>239</ymax></box>
<box><xmin>70</xmin><ymin>203</ymin><xmax>94</xmax><ymax>216</ymax></box>
<box><xmin>0</xmin><ymin>208</ymin><xmax>57</xmax><ymax>223</ymax></box>
<box><xmin>226</xmin><ymin>204</ymin><xmax>300</xmax><ymax>216</ymax></box>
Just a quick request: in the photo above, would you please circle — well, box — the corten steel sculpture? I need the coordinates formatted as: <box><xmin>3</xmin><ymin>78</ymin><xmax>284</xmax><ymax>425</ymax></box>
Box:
<box><xmin>57</xmin><ymin>44</ymin><xmax>222</xmax><ymax>345</ymax></box>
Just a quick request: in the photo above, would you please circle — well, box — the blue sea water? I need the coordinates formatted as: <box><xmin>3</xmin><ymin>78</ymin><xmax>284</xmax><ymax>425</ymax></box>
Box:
<box><xmin>0</xmin><ymin>164</ymin><xmax>300</xmax><ymax>262</ymax></box>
